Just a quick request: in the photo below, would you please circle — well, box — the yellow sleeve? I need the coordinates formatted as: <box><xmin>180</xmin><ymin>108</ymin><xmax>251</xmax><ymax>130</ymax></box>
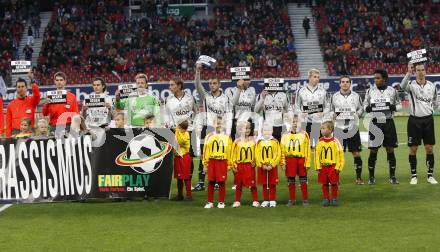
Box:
<box><xmin>314</xmin><ymin>142</ymin><xmax>322</xmax><ymax>171</ymax></box>
<box><xmin>231</xmin><ymin>140</ymin><xmax>238</xmax><ymax>169</ymax></box>
<box><xmin>176</xmin><ymin>131</ymin><xmax>190</xmax><ymax>156</ymax></box>
<box><xmin>183</xmin><ymin>132</ymin><xmax>190</xmax><ymax>155</ymax></box>
<box><xmin>202</xmin><ymin>136</ymin><xmax>211</xmax><ymax>167</ymax></box>
<box><xmin>304</xmin><ymin>133</ymin><xmax>311</xmax><ymax>168</ymax></box>
<box><xmin>279</xmin><ymin>135</ymin><xmax>286</xmax><ymax>166</ymax></box>
<box><xmin>272</xmin><ymin>140</ymin><xmax>281</xmax><ymax>167</ymax></box>
<box><xmin>335</xmin><ymin>140</ymin><xmax>345</xmax><ymax>171</ymax></box>
<box><xmin>226</xmin><ymin>136</ymin><xmax>233</xmax><ymax>168</ymax></box>
<box><xmin>255</xmin><ymin>141</ymin><xmax>262</xmax><ymax>167</ymax></box>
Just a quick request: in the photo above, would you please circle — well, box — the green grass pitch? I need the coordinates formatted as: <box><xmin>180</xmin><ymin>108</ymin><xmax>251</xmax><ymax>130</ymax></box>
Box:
<box><xmin>1</xmin><ymin>117</ymin><xmax>440</xmax><ymax>251</ymax></box>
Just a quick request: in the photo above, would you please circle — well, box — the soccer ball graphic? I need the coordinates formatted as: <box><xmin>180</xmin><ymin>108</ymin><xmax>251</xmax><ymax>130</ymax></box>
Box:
<box><xmin>124</xmin><ymin>134</ymin><xmax>168</xmax><ymax>174</ymax></box>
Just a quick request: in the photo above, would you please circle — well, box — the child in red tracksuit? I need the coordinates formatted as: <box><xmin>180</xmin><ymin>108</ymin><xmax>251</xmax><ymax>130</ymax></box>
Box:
<box><xmin>280</xmin><ymin>115</ymin><xmax>311</xmax><ymax>206</ymax></box>
<box><xmin>315</xmin><ymin>121</ymin><xmax>345</xmax><ymax>207</ymax></box>
<box><xmin>172</xmin><ymin>121</ymin><xmax>192</xmax><ymax>201</ymax></box>
<box><xmin>256</xmin><ymin>123</ymin><xmax>281</xmax><ymax>208</ymax></box>
<box><xmin>231</xmin><ymin>119</ymin><xmax>259</xmax><ymax>208</ymax></box>
<box><xmin>202</xmin><ymin>116</ymin><xmax>233</xmax><ymax>209</ymax></box>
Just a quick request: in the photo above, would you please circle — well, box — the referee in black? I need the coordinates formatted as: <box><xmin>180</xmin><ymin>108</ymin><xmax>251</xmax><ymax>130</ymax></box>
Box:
<box><xmin>401</xmin><ymin>63</ymin><xmax>438</xmax><ymax>185</ymax></box>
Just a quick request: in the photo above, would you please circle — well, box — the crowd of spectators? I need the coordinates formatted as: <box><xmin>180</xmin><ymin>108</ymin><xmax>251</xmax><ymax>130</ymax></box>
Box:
<box><xmin>313</xmin><ymin>0</ymin><xmax>440</xmax><ymax>75</ymax></box>
<box><xmin>34</xmin><ymin>0</ymin><xmax>298</xmax><ymax>85</ymax></box>
<box><xmin>4</xmin><ymin>0</ymin><xmax>440</xmax><ymax>86</ymax></box>
<box><xmin>0</xmin><ymin>0</ymin><xmax>40</xmax><ymax>84</ymax></box>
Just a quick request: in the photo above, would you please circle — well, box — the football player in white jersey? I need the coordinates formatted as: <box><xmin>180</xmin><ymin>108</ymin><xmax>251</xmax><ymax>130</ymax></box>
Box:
<box><xmin>166</xmin><ymin>77</ymin><xmax>197</xmax><ymax>131</ymax></box>
<box><xmin>192</xmin><ymin>63</ymin><xmax>233</xmax><ymax>191</ymax></box>
<box><xmin>227</xmin><ymin>78</ymin><xmax>256</xmax><ymax>140</ymax></box>
<box><xmin>166</xmin><ymin>77</ymin><xmax>198</xmax><ymax>187</ymax></box>
<box><xmin>255</xmin><ymin>74</ymin><xmax>291</xmax><ymax>141</ymax></box>
<box><xmin>82</xmin><ymin>77</ymin><xmax>113</xmax><ymax>128</ymax></box>
<box><xmin>363</xmin><ymin>69</ymin><xmax>400</xmax><ymax>185</ymax></box>
<box><xmin>295</xmin><ymin>68</ymin><xmax>329</xmax><ymax>147</ymax></box>
<box><xmin>401</xmin><ymin>63</ymin><xmax>438</xmax><ymax>185</ymax></box>
<box><xmin>331</xmin><ymin>76</ymin><xmax>364</xmax><ymax>184</ymax></box>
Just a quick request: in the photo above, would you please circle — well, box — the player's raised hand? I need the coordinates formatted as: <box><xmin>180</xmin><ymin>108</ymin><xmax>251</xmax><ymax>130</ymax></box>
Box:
<box><xmin>196</xmin><ymin>63</ymin><xmax>202</xmax><ymax>72</ymax></box>
<box><xmin>407</xmin><ymin>63</ymin><xmax>414</xmax><ymax>75</ymax></box>
<box><xmin>27</xmin><ymin>69</ymin><xmax>34</xmax><ymax>82</ymax></box>
<box><xmin>44</xmin><ymin>98</ymin><xmax>52</xmax><ymax>105</ymax></box>
<box><xmin>261</xmin><ymin>90</ymin><xmax>269</xmax><ymax>98</ymax></box>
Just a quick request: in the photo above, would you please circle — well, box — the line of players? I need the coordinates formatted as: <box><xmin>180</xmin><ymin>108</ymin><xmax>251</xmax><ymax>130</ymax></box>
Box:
<box><xmin>2</xmin><ymin>62</ymin><xmax>436</xmax><ymax>206</ymax></box>
<box><xmin>167</xmin><ymin>62</ymin><xmax>438</xmax><ymax>208</ymax></box>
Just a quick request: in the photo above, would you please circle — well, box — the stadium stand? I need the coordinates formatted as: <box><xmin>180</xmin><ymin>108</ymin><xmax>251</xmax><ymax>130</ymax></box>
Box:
<box><xmin>313</xmin><ymin>0</ymin><xmax>440</xmax><ymax>76</ymax></box>
<box><xmin>34</xmin><ymin>0</ymin><xmax>298</xmax><ymax>85</ymax></box>
<box><xmin>0</xmin><ymin>0</ymin><xmax>37</xmax><ymax>84</ymax></box>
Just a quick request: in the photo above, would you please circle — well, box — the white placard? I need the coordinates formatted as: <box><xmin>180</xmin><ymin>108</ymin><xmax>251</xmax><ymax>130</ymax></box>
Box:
<box><xmin>264</xmin><ymin>78</ymin><xmax>284</xmax><ymax>91</ymax></box>
<box><xmin>47</xmin><ymin>90</ymin><xmax>67</xmax><ymax>104</ymax></box>
<box><xmin>196</xmin><ymin>55</ymin><xmax>217</xmax><ymax>67</ymax></box>
<box><xmin>118</xmin><ymin>84</ymin><xmax>138</xmax><ymax>98</ymax></box>
<box><xmin>11</xmin><ymin>61</ymin><xmax>31</xmax><ymax>74</ymax></box>
<box><xmin>85</xmin><ymin>94</ymin><xmax>106</xmax><ymax>108</ymax></box>
<box><xmin>230</xmin><ymin>67</ymin><xmax>251</xmax><ymax>80</ymax></box>
<box><xmin>407</xmin><ymin>49</ymin><xmax>427</xmax><ymax>64</ymax></box>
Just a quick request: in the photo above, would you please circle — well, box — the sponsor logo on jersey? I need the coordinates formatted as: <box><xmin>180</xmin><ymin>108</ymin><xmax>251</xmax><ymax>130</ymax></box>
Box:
<box><xmin>239</xmin><ymin>146</ymin><xmax>253</xmax><ymax>161</ymax></box>
<box><xmin>212</xmin><ymin>140</ymin><xmax>225</xmax><ymax>153</ymax></box>
<box><xmin>320</xmin><ymin>146</ymin><xmax>333</xmax><ymax>161</ymax></box>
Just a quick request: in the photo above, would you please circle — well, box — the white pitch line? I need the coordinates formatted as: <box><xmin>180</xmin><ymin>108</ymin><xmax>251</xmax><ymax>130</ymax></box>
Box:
<box><xmin>0</xmin><ymin>204</ymin><xmax>12</xmax><ymax>214</ymax></box>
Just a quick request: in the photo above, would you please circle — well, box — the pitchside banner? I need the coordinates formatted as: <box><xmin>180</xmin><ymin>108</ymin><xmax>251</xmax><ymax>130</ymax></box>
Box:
<box><xmin>92</xmin><ymin>128</ymin><xmax>174</xmax><ymax>199</ymax></box>
<box><xmin>0</xmin><ymin>130</ymin><xmax>174</xmax><ymax>203</ymax></box>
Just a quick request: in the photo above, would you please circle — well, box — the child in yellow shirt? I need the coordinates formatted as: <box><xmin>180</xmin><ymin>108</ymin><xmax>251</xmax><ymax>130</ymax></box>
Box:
<box><xmin>315</xmin><ymin>121</ymin><xmax>345</xmax><ymax>207</ymax></box>
<box><xmin>231</xmin><ymin>119</ymin><xmax>259</xmax><ymax>208</ymax></box>
<box><xmin>173</xmin><ymin>120</ymin><xmax>192</xmax><ymax>201</ymax></box>
<box><xmin>280</xmin><ymin>115</ymin><xmax>311</xmax><ymax>206</ymax></box>
<box><xmin>256</xmin><ymin>122</ymin><xmax>281</xmax><ymax>208</ymax></box>
<box><xmin>203</xmin><ymin>116</ymin><xmax>233</xmax><ymax>209</ymax></box>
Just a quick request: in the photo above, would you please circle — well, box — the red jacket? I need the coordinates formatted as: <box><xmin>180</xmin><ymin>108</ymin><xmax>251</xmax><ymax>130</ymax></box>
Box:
<box><xmin>0</xmin><ymin>96</ymin><xmax>4</xmax><ymax>135</ymax></box>
<box><xmin>42</xmin><ymin>91</ymin><xmax>79</xmax><ymax>126</ymax></box>
<box><xmin>6</xmin><ymin>84</ymin><xmax>41</xmax><ymax>137</ymax></box>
